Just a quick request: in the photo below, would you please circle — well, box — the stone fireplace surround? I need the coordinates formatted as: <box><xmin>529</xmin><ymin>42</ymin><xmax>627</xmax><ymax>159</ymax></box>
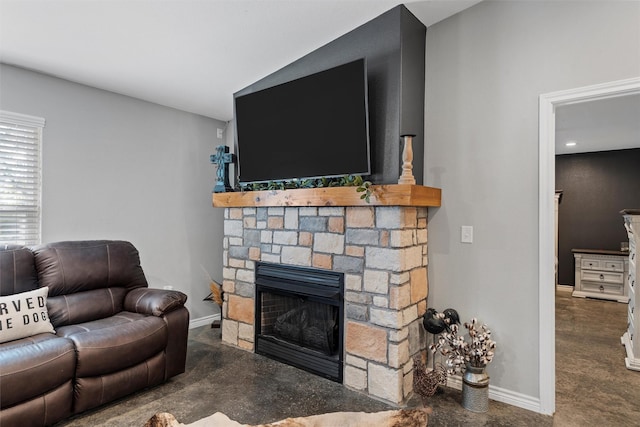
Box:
<box><xmin>216</xmin><ymin>185</ymin><xmax>439</xmax><ymax>405</ymax></box>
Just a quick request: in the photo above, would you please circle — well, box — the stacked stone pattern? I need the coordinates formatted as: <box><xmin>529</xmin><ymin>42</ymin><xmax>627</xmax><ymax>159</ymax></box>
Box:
<box><xmin>221</xmin><ymin>205</ymin><xmax>428</xmax><ymax>404</ymax></box>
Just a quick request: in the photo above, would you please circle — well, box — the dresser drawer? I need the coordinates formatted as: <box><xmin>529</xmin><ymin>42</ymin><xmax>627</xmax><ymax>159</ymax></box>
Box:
<box><xmin>581</xmin><ymin>281</ymin><xmax>624</xmax><ymax>296</ymax></box>
<box><xmin>581</xmin><ymin>259</ymin><xmax>601</xmax><ymax>270</ymax></box>
<box><xmin>581</xmin><ymin>270</ymin><xmax>624</xmax><ymax>284</ymax></box>
<box><xmin>601</xmin><ymin>260</ymin><xmax>625</xmax><ymax>272</ymax></box>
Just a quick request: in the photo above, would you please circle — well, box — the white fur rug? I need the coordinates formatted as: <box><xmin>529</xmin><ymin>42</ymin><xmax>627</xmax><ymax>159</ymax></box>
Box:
<box><xmin>144</xmin><ymin>408</ymin><xmax>430</xmax><ymax>427</ymax></box>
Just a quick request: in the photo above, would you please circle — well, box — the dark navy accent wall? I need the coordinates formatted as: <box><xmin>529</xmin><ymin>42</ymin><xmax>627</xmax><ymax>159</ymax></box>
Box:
<box><xmin>234</xmin><ymin>5</ymin><xmax>426</xmax><ymax>185</ymax></box>
<box><xmin>556</xmin><ymin>148</ymin><xmax>640</xmax><ymax>285</ymax></box>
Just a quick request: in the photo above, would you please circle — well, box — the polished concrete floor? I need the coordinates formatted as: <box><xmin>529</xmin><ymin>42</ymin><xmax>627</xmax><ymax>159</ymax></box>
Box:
<box><xmin>57</xmin><ymin>291</ymin><xmax>639</xmax><ymax>426</ymax></box>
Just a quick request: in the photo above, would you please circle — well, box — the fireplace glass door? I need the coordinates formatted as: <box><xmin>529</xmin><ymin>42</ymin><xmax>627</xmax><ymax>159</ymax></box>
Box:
<box><xmin>254</xmin><ymin>262</ymin><xmax>344</xmax><ymax>382</ymax></box>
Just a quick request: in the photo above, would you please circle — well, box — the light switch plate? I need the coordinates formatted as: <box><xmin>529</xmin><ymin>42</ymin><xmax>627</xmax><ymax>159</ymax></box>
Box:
<box><xmin>461</xmin><ymin>226</ymin><xmax>473</xmax><ymax>243</ymax></box>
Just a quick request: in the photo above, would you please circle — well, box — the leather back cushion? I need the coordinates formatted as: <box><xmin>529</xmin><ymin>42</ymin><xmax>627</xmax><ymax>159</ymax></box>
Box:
<box><xmin>32</xmin><ymin>240</ymin><xmax>148</xmax><ymax>297</ymax></box>
<box><xmin>47</xmin><ymin>288</ymin><xmax>129</xmax><ymax>327</ymax></box>
<box><xmin>0</xmin><ymin>245</ymin><xmax>39</xmax><ymax>297</ymax></box>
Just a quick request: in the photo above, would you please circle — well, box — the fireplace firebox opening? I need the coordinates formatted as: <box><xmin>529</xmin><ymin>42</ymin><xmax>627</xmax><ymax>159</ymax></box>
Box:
<box><xmin>254</xmin><ymin>262</ymin><xmax>344</xmax><ymax>382</ymax></box>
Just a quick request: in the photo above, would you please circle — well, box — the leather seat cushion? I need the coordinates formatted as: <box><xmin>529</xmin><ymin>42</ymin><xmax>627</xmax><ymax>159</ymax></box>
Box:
<box><xmin>0</xmin><ymin>333</ymin><xmax>75</xmax><ymax>408</ymax></box>
<box><xmin>56</xmin><ymin>311</ymin><xmax>167</xmax><ymax>377</ymax></box>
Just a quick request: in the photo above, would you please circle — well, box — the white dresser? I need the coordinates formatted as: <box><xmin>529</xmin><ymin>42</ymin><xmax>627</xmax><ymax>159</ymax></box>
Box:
<box><xmin>572</xmin><ymin>249</ymin><xmax>629</xmax><ymax>303</ymax></box>
<box><xmin>621</xmin><ymin>210</ymin><xmax>640</xmax><ymax>371</ymax></box>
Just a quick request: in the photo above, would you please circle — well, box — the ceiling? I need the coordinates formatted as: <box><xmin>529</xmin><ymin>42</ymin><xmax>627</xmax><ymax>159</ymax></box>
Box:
<box><xmin>0</xmin><ymin>0</ymin><xmax>481</xmax><ymax>121</ymax></box>
<box><xmin>555</xmin><ymin>93</ymin><xmax>640</xmax><ymax>155</ymax></box>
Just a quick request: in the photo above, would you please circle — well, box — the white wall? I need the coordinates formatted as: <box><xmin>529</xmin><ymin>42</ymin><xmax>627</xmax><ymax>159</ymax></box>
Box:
<box><xmin>424</xmin><ymin>0</ymin><xmax>640</xmax><ymax>409</ymax></box>
<box><xmin>0</xmin><ymin>64</ymin><xmax>226</xmax><ymax>322</ymax></box>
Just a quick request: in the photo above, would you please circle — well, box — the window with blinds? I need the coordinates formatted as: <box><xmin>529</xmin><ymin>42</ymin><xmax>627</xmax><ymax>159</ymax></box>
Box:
<box><xmin>0</xmin><ymin>111</ymin><xmax>45</xmax><ymax>245</ymax></box>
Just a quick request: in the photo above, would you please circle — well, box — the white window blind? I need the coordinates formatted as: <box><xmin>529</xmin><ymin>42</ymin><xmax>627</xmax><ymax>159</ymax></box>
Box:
<box><xmin>0</xmin><ymin>110</ymin><xmax>45</xmax><ymax>245</ymax></box>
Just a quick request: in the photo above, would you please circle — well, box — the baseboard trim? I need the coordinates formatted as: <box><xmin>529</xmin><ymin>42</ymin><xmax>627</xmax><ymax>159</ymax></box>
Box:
<box><xmin>555</xmin><ymin>284</ymin><xmax>573</xmax><ymax>293</ymax></box>
<box><xmin>446</xmin><ymin>375</ymin><xmax>542</xmax><ymax>413</ymax></box>
<box><xmin>189</xmin><ymin>314</ymin><xmax>221</xmax><ymax>329</ymax></box>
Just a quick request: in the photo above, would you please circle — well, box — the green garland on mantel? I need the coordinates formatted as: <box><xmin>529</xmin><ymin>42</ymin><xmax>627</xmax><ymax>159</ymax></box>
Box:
<box><xmin>238</xmin><ymin>175</ymin><xmax>374</xmax><ymax>203</ymax></box>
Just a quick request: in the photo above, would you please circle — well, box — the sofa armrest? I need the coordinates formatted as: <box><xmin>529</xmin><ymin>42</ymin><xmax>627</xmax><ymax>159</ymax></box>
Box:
<box><xmin>124</xmin><ymin>288</ymin><xmax>187</xmax><ymax>317</ymax></box>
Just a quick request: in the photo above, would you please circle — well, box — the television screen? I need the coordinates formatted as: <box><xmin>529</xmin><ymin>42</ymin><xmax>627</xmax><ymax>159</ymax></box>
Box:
<box><xmin>234</xmin><ymin>58</ymin><xmax>371</xmax><ymax>184</ymax></box>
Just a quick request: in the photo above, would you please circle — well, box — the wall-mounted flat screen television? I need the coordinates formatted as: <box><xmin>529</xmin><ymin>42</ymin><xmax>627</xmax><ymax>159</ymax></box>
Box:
<box><xmin>234</xmin><ymin>58</ymin><xmax>371</xmax><ymax>184</ymax></box>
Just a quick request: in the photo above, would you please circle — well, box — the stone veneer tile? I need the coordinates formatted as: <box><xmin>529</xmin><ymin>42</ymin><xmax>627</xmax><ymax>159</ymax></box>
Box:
<box><xmin>333</xmin><ymin>255</ymin><xmax>364</xmax><ymax>273</ymax></box>
<box><xmin>345</xmin><ymin>229</ymin><xmax>379</xmax><ymax>246</ymax></box>
<box><xmin>221</xmin><ymin>319</ymin><xmax>238</xmax><ymax>345</ymax></box>
<box><xmin>373</xmin><ymin>296</ymin><xmax>388</xmax><ymax>308</ymax></box>
<box><xmin>261</xmin><ymin>253</ymin><xmax>280</xmax><ymax>264</ymax></box>
<box><xmin>344</xmin><ymin>365</ymin><xmax>367</xmax><ymax>390</ymax></box>
<box><xmin>280</xmin><ymin>246</ymin><xmax>311</xmax><ymax>266</ymax></box>
<box><xmin>298</xmin><ymin>232</ymin><xmax>313</xmax><ymax>246</ymax></box>
<box><xmin>256</xmin><ymin>208</ymin><xmax>268</xmax><ymax>221</ymax></box>
<box><xmin>345</xmin><ymin>321</ymin><xmax>387</xmax><ymax>363</ymax></box>
<box><xmin>389</xmin><ymin>284</ymin><xmax>411</xmax><ymax>310</ymax></box>
<box><xmin>388</xmin><ymin>340</ymin><xmax>409</xmax><ymax>368</ymax></box>
<box><xmin>410</xmin><ymin>268</ymin><xmax>427</xmax><ymax>303</ymax></box>
<box><xmin>388</xmin><ymin>327</ymin><xmax>409</xmax><ymax>343</ymax></box>
<box><xmin>228</xmin><ymin>246</ymin><xmax>249</xmax><ymax>259</ymax></box>
<box><xmin>284</xmin><ymin>208</ymin><xmax>299</xmax><ymax>229</ymax></box>
<box><xmin>363</xmin><ymin>269</ymin><xmax>389</xmax><ymax>294</ymax></box>
<box><xmin>345</xmin><ymin>274</ymin><xmax>362</xmax><ymax>291</ymax></box>
<box><xmin>244</xmin><ymin>216</ymin><xmax>257</xmax><ymax>229</ymax></box>
<box><xmin>299</xmin><ymin>216</ymin><xmax>327</xmax><ymax>232</ymax></box>
<box><xmin>267</xmin><ymin>207</ymin><xmax>284</xmax><ymax>215</ymax></box>
<box><xmin>368</xmin><ymin>363</ymin><xmax>403</xmax><ymax>403</ymax></box>
<box><xmin>236</xmin><ymin>268</ymin><xmax>254</xmax><ymax>283</ymax></box>
<box><xmin>328</xmin><ymin>216</ymin><xmax>345</xmax><ymax>233</ymax></box>
<box><xmin>299</xmin><ymin>207</ymin><xmax>317</xmax><ymax>216</ymax></box>
<box><xmin>369</xmin><ymin>307</ymin><xmax>402</xmax><ymax>329</ymax></box>
<box><xmin>346</xmin><ymin>303</ymin><xmax>368</xmax><ymax>321</ymax></box>
<box><xmin>345</xmin><ymin>354</ymin><xmax>368</xmax><ymax>369</ymax></box>
<box><xmin>318</xmin><ymin>207</ymin><xmax>344</xmax><ymax>216</ymax></box>
<box><xmin>238</xmin><ymin>323</ymin><xmax>254</xmax><ymax>342</ymax></box>
<box><xmin>402</xmin><ymin>305</ymin><xmax>418</xmax><ymax>326</ymax></box>
<box><xmin>312</xmin><ymin>253</ymin><xmax>332</xmax><ymax>269</ymax></box>
<box><xmin>260</xmin><ymin>230</ymin><xmax>273</xmax><ymax>243</ymax></box>
<box><xmin>229</xmin><ymin>208</ymin><xmax>243</xmax><ymax>219</ymax></box>
<box><xmin>227</xmin><ymin>294</ymin><xmax>254</xmax><ymax>324</ymax></box>
<box><xmin>345</xmin><ymin>245</ymin><xmax>365</xmax><ymax>257</ymax></box>
<box><xmin>273</xmin><ymin>230</ymin><xmax>298</xmax><ymax>245</ymax></box>
<box><xmin>249</xmin><ymin>247</ymin><xmax>261</xmax><ymax>261</ymax></box>
<box><xmin>346</xmin><ymin>206</ymin><xmax>375</xmax><ymax>228</ymax></box>
<box><xmin>313</xmin><ymin>233</ymin><xmax>345</xmax><ymax>254</ymax></box>
<box><xmin>267</xmin><ymin>217</ymin><xmax>284</xmax><ymax>229</ymax></box>
<box><xmin>390</xmin><ymin>230</ymin><xmax>416</xmax><ymax>247</ymax></box>
<box><xmin>224</xmin><ymin>220</ymin><xmax>243</xmax><ymax>237</ymax></box>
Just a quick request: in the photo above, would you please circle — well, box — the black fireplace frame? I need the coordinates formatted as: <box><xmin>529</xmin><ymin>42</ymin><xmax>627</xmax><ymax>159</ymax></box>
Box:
<box><xmin>254</xmin><ymin>262</ymin><xmax>344</xmax><ymax>383</ymax></box>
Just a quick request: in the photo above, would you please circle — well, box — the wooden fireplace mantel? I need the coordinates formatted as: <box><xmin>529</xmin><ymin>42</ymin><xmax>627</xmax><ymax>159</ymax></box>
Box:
<box><xmin>212</xmin><ymin>184</ymin><xmax>441</xmax><ymax>208</ymax></box>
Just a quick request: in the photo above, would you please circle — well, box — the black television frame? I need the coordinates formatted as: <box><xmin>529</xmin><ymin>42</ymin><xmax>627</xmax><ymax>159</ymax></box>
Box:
<box><xmin>233</xmin><ymin>58</ymin><xmax>371</xmax><ymax>185</ymax></box>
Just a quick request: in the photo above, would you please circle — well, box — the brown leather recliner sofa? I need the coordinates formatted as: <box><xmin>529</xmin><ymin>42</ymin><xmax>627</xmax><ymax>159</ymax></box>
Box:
<box><xmin>0</xmin><ymin>240</ymin><xmax>189</xmax><ymax>427</ymax></box>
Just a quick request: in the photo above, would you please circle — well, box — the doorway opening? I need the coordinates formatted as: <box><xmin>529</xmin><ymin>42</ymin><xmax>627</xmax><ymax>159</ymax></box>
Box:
<box><xmin>538</xmin><ymin>76</ymin><xmax>640</xmax><ymax>414</ymax></box>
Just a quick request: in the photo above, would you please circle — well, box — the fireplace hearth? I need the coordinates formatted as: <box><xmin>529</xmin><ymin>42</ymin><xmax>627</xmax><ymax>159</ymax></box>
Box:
<box><xmin>255</xmin><ymin>262</ymin><xmax>344</xmax><ymax>382</ymax></box>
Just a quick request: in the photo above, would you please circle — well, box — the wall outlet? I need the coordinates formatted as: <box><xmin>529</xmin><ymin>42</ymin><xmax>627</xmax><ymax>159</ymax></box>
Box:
<box><xmin>461</xmin><ymin>225</ymin><xmax>473</xmax><ymax>243</ymax></box>
<box><xmin>163</xmin><ymin>285</ymin><xmax>174</xmax><ymax>290</ymax></box>
<box><xmin>217</xmin><ymin>128</ymin><xmax>224</xmax><ymax>139</ymax></box>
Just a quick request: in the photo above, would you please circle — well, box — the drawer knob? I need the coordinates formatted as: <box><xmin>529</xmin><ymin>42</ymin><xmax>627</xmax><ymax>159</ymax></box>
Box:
<box><xmin>599</xmin><ymin>285</ymin><xmax>604</xmax><ymax>292</ymax></box>
<box><xmin>600</xmin><ymin>274</ymin><xmax>604</xmax><ymax>280</ymax></box>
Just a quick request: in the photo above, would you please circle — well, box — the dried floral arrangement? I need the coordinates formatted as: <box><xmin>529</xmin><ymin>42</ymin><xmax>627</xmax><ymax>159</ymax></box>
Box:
<box><xmin>429</xmin><ymin>317</ymin><xmax>497</xmax><ymax>374</ymax></box>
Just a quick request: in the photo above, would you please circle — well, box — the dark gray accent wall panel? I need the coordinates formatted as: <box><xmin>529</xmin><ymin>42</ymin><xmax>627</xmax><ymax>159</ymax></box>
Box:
<box><xmin>556</xmin><ymin>148</ymin><xmax>640</xmax><ymax>285</ymax></box>
<box><xmin>234</xmin><ymin>5</ymin><xmax>426</xmax><ymax>185</ymax></box>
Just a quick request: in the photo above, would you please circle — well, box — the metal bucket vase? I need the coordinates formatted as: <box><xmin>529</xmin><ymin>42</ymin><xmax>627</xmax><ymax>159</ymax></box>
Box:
<box><xmin>462</xmin><ymin>364</ymin><xmax>489</xmax><ymax>413</ymax></box>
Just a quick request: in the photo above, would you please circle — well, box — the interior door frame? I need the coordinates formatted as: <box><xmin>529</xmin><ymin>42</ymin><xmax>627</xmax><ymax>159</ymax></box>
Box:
<box><xmin>538</xmin><ymin>76</ymin><xmax>640</xmax><ymax>415</ymax></box>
